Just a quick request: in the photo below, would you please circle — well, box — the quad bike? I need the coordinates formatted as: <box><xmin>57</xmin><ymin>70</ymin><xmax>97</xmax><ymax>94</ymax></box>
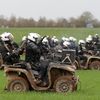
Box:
<box><xmin>75</xmin><ymin>51</ymin><xmax>100</xmax><ymax>70</ymax></box>
<box><xmin>4</xmin><ymin>50</ymin><xmax>79</xmax><ymax>93</ymax></box>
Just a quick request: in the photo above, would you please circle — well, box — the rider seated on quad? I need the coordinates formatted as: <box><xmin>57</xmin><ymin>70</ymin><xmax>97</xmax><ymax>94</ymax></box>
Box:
<box><xmin>0</xmin><ymin>32</ymin><xmax>19</xmax><ymax>65</ymax></box>
<box><xmin>85</xmin><ymin>36</ymin><xmax>98</xmax><ymax>55</ymax></box>
<box><xmin>85</xmin><ymin>36</ymin><xmax>95</xmax><ymax>51</ymax></box>
<box><xmin>78</xmin><ymin>40</ymin><xmax>88</xmax><ymax>66</ymax></box>
<box><xmin>92</xmin><ymin>34</ymin><xmax>100</xmax><ymax>45</ymax></box>
<box><xmin>92</xmin><ymin>34</ymin><xmax>100</xmax><ymax>55</ymax></box>
<box><xmin>63</xmin><ymin>39</ymin><xmax>78</xmax><ymax>56</ymax></box>
<box><xmin>49</xmin><ymin>36</ymin><xmax>59</xmax><ymax>48</ymax></box>
<box><xmin>40</xmin><ymin>37</ymin><xmax>50</xmax><ymax>59</ymax></box>
<box><xmin>20</xmin><ymin>33</ymin><xmax>49</xmax><ymax>86</ymax></box>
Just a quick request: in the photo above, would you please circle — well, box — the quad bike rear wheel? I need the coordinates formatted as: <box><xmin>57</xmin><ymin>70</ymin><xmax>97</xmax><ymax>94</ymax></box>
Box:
<box><xmin>7</xmin><ymin>77</ymin><xmax>29</xmax><ymax>92</ymax></box>
<box><xmin>89</xmin><ymin>61</ymin><xmax>100</xmax><ymax>70</ymax></box>
<box><xmin>53</xmin><ymin>76</ymin><xmax>77</xmax><ymax>93</ymax></box>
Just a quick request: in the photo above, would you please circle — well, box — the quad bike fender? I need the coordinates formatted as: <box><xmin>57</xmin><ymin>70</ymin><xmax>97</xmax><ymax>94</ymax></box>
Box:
<box><xmin>61</xmin><ymin>65</ymin><xmax>76</xmax><ymax>72</ymax></box>
<box><xmin>86</xmin><ymin>56</ymin><xmax>100</xmax><ymax>67</ymax></box>
<box><xmin>49</xmin><ymin>63</ymin><xmax>76</xmax><ymax>73</ymax></box>
<box><xmin>4</xmin><ymin>67</ymin><xmax>30</xmax><ymax>79</ymax></box>
<box><xmin>4</xmin><ymin>67</ymin><xmax>37</xmax><ymax>88</ymax></box>
<box><xmin>74</xmin><ymin>60</ymin><xmax>80</xmax><ymax>69</ymax></box>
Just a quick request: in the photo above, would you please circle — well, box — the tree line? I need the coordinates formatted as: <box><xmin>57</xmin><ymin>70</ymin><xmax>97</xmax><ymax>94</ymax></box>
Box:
<box><xmin>0</xmin><ymin>11</ymin><xmax>100</xmax><ymax>28</ymax></box>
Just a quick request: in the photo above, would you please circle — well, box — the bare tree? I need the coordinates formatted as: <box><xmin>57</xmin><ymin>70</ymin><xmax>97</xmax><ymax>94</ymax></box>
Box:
<box><xmin>8</xmin><ymin>16</ymin><xmax>17</xmax><ymax>27</ymax></box>
<box><xmin>37</xmin><ymin>17</ymin><xmax>47</xmax><ymax>27</ymax></box>
<box><xmin>0</xmin><ymin>11</ymin><xmax>100</xmax><ymax>28</ymax></box>
<box><xmin>69</xmin><ymin>17</ymin><xmax>77</xmax><ymax>27</ymax></box>
<box><xmin>77</xmin><ymin>11</ymin><xmax>94</xmax><ymax>27</ymax></box>
<box><xmin>56</xmin><ymin>18</ymin><xmax>69</xmax><ymax>27</ymax></box>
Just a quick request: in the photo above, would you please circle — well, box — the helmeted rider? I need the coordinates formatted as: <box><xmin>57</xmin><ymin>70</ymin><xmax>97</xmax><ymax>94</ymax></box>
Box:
<box><xmin>78</xmin><ymin>40</ymin><xmax>87</xmax><ymax>65</ymax></box>
<box><xmin>78</xmin><ymin>40</ymin><xmax>86</xmax><ymax>54</ymax></box>
<box><xmin>49</xmin><ymin>36</ymin><xmax>58</xmax><ymax>48</ymax></box>
<box><xmin>69</xmin><ymin>37</ymin><xmax>77</xmax><ymax>49</ymax></box>
<box><xmin>0</xmin><ymin>32</ymin><xmax>19</xmax><ymax>65</ymax></box>
<box><xmin>41</xmin><ymin>36</ymin><xmax>50</xmax><ymax>58</ymax></box>
<box><xmin>60</xmin><ymin>36</ymin><xmax>67</xmax><ymax>47</ymax></box>
<box><xmin>92</xmin><ymin>34</ymin><xmax>99</xmax><ymax>44</ymax></box>
<box><xmin>92</xmin><ymin>34</ymin><xmax>100</xmax><ymax>50</ymax></box>
<box><xmin>25</xmin><ymin>33</ymin><xmax>41</xmax><ymax>63</ymax></box>
<box><xmin>23</xmin><ymin>33</ymin><xmax>49</xmax><ymax>86</ymax></box>
<box><xmin>62</xmin><ymin>41</ymin><xmax>71</xmax><ymax>49</ymax></box>
<box><xmin>85</xmin><ymin>36</ymin><xmax>94</xmax><ymax>51</ymax></box>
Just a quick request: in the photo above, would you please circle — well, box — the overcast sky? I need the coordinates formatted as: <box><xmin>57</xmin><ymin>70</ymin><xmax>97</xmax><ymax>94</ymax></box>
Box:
<box><xmin>0</xmin><ymin>0</ymin><xmax>100</xmax><ymax>20</ymax></box>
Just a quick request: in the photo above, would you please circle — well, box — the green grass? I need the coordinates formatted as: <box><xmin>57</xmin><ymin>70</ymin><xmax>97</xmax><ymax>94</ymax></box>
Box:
<box><xmin>0</xmin><ymin>27</ymin><xmax>100</xmax><ymax>43</ymax></box>
<box><xmin>0</xmin><ymin>28</ymin><xmax>100</xmax><ymax>100</ymax></box>
<box><xmin>0</xmin><ymin>70</ymin><xmax>100</xmax><ymax>100</ymax></box>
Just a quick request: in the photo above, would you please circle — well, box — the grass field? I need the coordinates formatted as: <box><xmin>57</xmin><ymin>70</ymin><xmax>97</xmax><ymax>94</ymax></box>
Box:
<box><xmin>0</xmin><ymin>70</ymin><xmax>100</xmax><ymax>100</ymax></box>
<box><xmin>0</xmin><ymin>27</ymin><xmax>100</xmax><ymax>43</ymax></box>
<box><xmin>0</xmin><ymin>28</ymin><xmax>100</xmax><ymax>100</ymax></box>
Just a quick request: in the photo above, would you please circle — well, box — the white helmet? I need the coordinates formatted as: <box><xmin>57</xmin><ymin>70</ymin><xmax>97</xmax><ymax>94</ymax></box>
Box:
<box><xmin>42</xmin><ymin>37</ymin><xmax>48</xmax><ymax>44</ymax></box>
<box><xmin>88</xmin><ymin>35</ymin><xmax>92</xmax><ymax>38</ymax></box>
<box><xmin>53</xmin><ymin>38</ymin><xmax>58</xmax><ymax>43</ymax></box>
<box><xmin>65</xmin><ymin>38</ymin><xmax>69</xmax><ymax>42</ymax></box>
<box><xmin>27</xmin><ymin>33</ymin><xmax>40</xmax><ymax>42</ymax></box>
<box><xmin>86</xmin><ymin>37</ymin><xmax>92</xmax><ymax>43</ymax></box>
<box><xmin>73</xmin><ymin>37</ymin><xmax>77</xmax><ymax>42</ymax></box>
<box><xmin>0</xmin><ymin>32</ymin><xmax>14</xmax><ymax>41</ymax></box>
<box><xmin>22</xmin><ymin>36</ymin><xmax>27</xmax><ymax>41</ymax></box>
<box><xmin>63</xmin><ymin>41</ymin><xmax>71</xmax><ymax>47</ymax></box>
<box><xmin>52</xmin><ymin>36</ymin><xmax>57</xmax><ymax>41</ymax></box>
<box><xmin>62</xmin><ymin>37</ymin><xmax>66</xmax><ymax>41</ymax></box>
<box><xmin>69</xmin><ymin>37</ymin><xmax>74</xmax><ymax>41</ymax></box>
<box><xmin>78</xmin><ymin>40</ymin><xmax>85</xmax><ymax>45</ymax></box>
<box><xmin>95</xmin><ymin>34</ymin><xmax>99</xmax><ymax>37</ymax></box>
<box><xmin>52</xmin><ymin>36</ymin><xmax>56</xmax><ymax>39</ymax></box>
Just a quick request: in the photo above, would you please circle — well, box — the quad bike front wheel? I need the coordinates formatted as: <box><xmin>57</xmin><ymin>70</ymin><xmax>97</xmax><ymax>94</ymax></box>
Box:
<box><xmin>89</xmin><ymin>61</ymin><xmax>100</xmax><ymax>70</ymax></box>
<box><xmin>53</xmin><ymin>76</ymin><xmax>77</xmax><ymax>93</ymax></box>
<box><xmin>7</xmin><ymin>77</ymin><xmax>29</xmax><ymax>92</ymax></box>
